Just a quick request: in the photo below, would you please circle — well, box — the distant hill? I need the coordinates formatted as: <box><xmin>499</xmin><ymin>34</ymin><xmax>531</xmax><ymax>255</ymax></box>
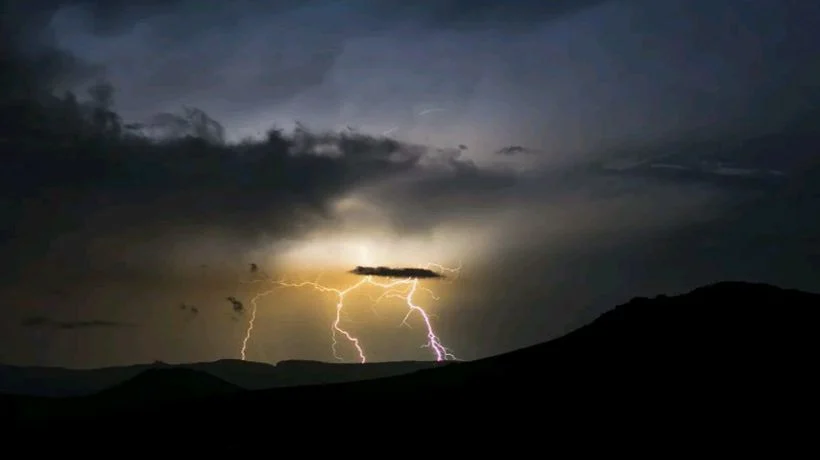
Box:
<box><xmin>94</xmin><ymin>367</ymin><xmax>240</xmax><ymax>402</ymax></box>
<box><xmin>0</xmin><ymin>358</ymin><xmax>445</xmax><ymax>397</ymax></box>
<box><xmin>10</xmin><ymin>281</ymin><xmax>818</xmax><ymax>425</ymax></box>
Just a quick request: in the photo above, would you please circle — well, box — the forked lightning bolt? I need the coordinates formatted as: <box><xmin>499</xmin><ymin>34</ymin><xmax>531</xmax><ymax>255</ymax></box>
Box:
<box><xmin>239</xmin><ymin>262</ymin><xmax>461</xmax><ymax>363</ymax></box>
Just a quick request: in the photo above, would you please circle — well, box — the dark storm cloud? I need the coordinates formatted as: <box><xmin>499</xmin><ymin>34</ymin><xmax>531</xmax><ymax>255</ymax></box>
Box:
<box><xmin>2</xmin><ymin>114</ymin><xmax>511</xmax><ymax>275</ymax></box>
<box><xmin>350</xmin><ymin>266</ymin><xmax>443</xmax><ymax>279</ymax></box>
<box><xmin>74</xmin><ymin>12</ymin><xmax>343</xmax><ymax>116</ymax></box>
<box><xmin>0</xmin><ymin>1</ymin><xmax>101</xmax><ymax>98</ymax></box>
<box><xmin>2</xmin><ymin>1</ymin><xmax>343</xmax><ymax>119</ymax></box>
<box><xmin>362</xmin><ymin>0</ymin><xmax>611</xmax><ymax>31</ymax></box>
<box><xmin>49</xmin><ymin>0</ymin><xmax>611</xmax><ymax>40</ymax></box>
<box><xmin>13</xmin><ymin>0</ymin><xmax>611</xmax><ymax>35</ymax></box>
<box><xmin>3</xmin><ymin>0</ymin><xmax>528</xmax><ymax>277</ymax></box>
<box><xmin>2</xmin><ymin>0</ymin><xmax>617</xmax><ymax>131</ymax></box>
<box><xmin>9</xmin><ymin>0</ymin><xmax>819</xmax><ymax>143</ymax></box>
<box><xmin>3</xmin><ymin>0</ymin><xmax>817</xmax><ymax>266</ymax></box>
<box><xmin>21</xmin><ymin>316</ymin><xmax>133</xmax><ymax>330</ymax></box>
<box><xmin>2</xmin><ymin>0</ymin><xmax>308</xmax><ymax>38</ymax></box>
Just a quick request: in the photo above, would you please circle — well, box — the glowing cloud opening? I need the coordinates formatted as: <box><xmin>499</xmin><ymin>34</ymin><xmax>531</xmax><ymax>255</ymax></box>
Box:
<box><xmin>239</xmin><ymin>261</ymin><xmax>461</xmax><ymax>364</ymax></box>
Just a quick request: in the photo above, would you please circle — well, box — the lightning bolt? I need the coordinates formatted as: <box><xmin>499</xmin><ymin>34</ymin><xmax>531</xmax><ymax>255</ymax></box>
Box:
<box><xmin>240</xmin><ymin>295</ymin><xmax>259</xmax><ymax>361</ymax></box>
<box><xmin>239</xmin><ymin>262</ymin><xmax>461</xmax><ymax>363</ymax></box>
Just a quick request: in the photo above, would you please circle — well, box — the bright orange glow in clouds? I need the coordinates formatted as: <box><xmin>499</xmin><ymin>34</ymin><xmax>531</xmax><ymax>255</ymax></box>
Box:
<box><xmin>239</xmin><ymin>244</ymin><xmax>462</xmax><ymax>363</ymax></box>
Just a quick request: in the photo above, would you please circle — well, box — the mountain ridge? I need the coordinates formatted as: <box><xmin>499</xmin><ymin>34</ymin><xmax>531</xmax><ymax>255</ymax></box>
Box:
<box><xmin>7</xmin><ymin>280</ymin><xmax>817</xmax><ymax>425</ymax></box>
<box><xmin>6</xmin><ymin>282</ymin><xmax>820</xmax><ymax>423</ymax></box>
<box><xmin>0</xmin><ymin>357</ymin><xmax>445</xmax><ymax>397</ymax></box>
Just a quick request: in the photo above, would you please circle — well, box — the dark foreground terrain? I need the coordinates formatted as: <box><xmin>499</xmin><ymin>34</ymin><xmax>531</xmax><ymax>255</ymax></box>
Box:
<box><xmin>4</xmin><ymin>281</ymin><xmax>818</xmax><ymax>427</ymax></box>
<box><xmin>0</xmin><ymin>357</ymin><xmax>443</xmax><ymax>397</ymax></box>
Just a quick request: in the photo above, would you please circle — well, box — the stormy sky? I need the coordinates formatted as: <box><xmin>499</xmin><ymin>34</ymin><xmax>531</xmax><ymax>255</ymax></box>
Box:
<box><xmin>1</xmin><ymin>0</ymin><xmax>819</xmax><ymax>368</ymax></box>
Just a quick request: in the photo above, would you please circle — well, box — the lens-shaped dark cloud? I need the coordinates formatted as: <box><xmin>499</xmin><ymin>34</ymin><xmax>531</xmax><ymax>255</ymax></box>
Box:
<box><xmin>350</xmin><ymin>266</ymin><xmax>443</xmax><ymax>279</ymax></box>
<box><xmin>21</xmin><ymin>316</ymin><xmax>134</xmax><ymax>330</ymax></box>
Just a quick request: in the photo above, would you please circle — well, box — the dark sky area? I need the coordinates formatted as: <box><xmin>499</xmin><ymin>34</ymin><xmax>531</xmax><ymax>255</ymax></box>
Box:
<box><xmin>1</xmin><ymin>0</ymin><xmax>819</xmax><ymax>368</ymax></box>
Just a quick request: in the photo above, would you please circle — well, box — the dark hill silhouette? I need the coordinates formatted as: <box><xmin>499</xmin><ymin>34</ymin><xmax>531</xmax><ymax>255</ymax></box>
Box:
<box><xmin>230</xmin><ymin>281</ymin><xmax>816</xmax><ymax>397</ymax></box>
<box><xmin>92</xmin><ymin>367</ymin><xmax>241</xmax><ymax>402</ymax></box>
<box><xmin>269</xmin><ymin>359</ymin><xmax>451</xmax><ymax>386</ymax></box>
<box><xmin>10</xmin><ymin>281</ymin><xmax>818</xmax><ymax>426</ymax></box>
<box><xmin>0</xmin><ymin>358</ymin><xmax>443</xmax><ymax>397</ymax></box>
<box><xmin>13</xmin><ymin>368</ymin><xmax>241</xmax><ymax>420</ymax></box>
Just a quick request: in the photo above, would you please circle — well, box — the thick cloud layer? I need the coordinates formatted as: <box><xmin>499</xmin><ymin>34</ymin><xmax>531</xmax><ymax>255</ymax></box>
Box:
<box><xmin>0</xmin><ymin>113</ymin><xmax>514</xmax><ymax>280</ymax></box>
<box><xmin>9</xmin><ymin>0</ymin><xmax>819</xmax><ymax>152</ymax></box>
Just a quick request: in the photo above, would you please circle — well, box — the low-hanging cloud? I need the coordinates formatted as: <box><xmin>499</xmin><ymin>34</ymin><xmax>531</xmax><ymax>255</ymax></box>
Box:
<box><xmin>350</xmin><ymin>266</ymin><xmax>443</xmax><ymax>279</ymax></box>
<box><xmin>1</xmin><ymin>94</ymin><xmax>515</xmax><ymax>276</ymax></box>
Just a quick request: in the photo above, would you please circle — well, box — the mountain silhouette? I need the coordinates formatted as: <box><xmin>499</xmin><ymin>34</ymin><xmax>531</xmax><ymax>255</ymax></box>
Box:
<box><xmin>0</xmin><ymin>359</ymin><xmax>444</xmax><ymax>397</ymax></box>
<box><xmin>9</xmin><ymin>281</ymin><xmax>817</xmax><ymax>426</ymax></box>
<box><xmin>15</xmin><ymin>368</ymin><xmax>242</xmax><ymax>419</ymax></box>
<box><xmin>93</xmin><ymin>367</ymin><xmax>241</xmax><ymax>402</ymax></box>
